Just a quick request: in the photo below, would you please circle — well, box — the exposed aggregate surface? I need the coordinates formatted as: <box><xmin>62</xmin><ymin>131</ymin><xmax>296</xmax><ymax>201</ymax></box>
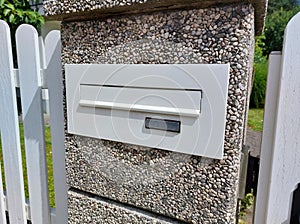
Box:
<box><xmin>61</xmin><ymin>4</ymin><xmax>255</xmax><ymax>224</ymax></box>
<box><xmin>43</xmin><ymin>0</ymin><xmax>266</xmax><ymax>35</ymax></box>
<box><xmin>68</xmin><ymin>190</ymin><xmax>180</xmax><ymax>224</ymax></box>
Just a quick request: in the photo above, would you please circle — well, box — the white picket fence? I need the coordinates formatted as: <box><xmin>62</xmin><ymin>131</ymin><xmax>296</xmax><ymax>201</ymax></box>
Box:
<box><xmin>254</xmin><ymin>13</ymin><xmax>300</xmax><ymax>223</ymax></box>
<box><xmin>0</xmin><ymin>20</ymin><xmax>67</xmax><ymax>224</ymax></box>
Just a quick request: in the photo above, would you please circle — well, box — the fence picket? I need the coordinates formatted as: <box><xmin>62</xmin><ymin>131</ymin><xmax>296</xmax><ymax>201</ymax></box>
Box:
<box><xmin>0</xmin><ymin>164</ymin><xmax>7</xmax><ymax>224</ymax></box>
<box><xmin>255</xmin><ymin>12</ymin><xmax>300</xmax><ymax>223</ymax></box>
<box><xmin>39</xmin><ymin>36</ymin><xmax>50</xmax><ymax>114</ymax></box>
<box><xmin>16</xmin><ymin>24</ymin><xmax>51</xmax><ymax>224</ymax></box>
<box><xmin>45</xmin><ymin>30</ymin><xmax>68</xmax><ymax>224</ymax></box>
<box><xmin>0</xmin><ymin>20</ymin><xmax>27</xmax><ymax>224</ymax></box>
<box><xmin>254</xmin><ymin>52</ymin><xmax>282</xmax><ymax>223</ymax></box>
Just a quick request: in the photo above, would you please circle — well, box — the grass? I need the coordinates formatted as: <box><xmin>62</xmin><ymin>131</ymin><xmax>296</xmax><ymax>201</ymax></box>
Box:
<box><xmin>248</xmin><ymin>108</ymin><xmax>264</xmax><ymax>131</ymax></box>
<box><xmin>239</xmin><ymin>190</ymin><xmax>255</xmax><ymax>218</ymax></box>
<box><xmin>0</xmin><ymin>123</ymin><xmax>55</xmax><ymax>207</ymax></box>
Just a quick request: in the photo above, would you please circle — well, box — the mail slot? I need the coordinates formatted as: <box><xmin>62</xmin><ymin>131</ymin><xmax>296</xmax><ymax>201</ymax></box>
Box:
<box><xmin>65</xmin><ymin>64</ymin><xmax>230</xmax><ymax>159</ymax></box>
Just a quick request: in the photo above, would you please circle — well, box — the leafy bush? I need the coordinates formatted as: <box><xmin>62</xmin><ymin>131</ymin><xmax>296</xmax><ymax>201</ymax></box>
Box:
<box><xmin>250</xmin><ymin>2</ymin><xmax>300</xmax><ymax>109</ymax></box>
<box><xmin>250</xmin><ymin>5</ymin><xmax>300</xmax><ymax>108</ymax></box>
<box><xmin>250</xmin><ymin>61</ymin><xmax>268</xmax><ymax>108</ymax></box>
<box><xmin>0</xmin><ymin>0</ymin><xmax>44</xmax><ymax>66</ymax></box>
<box><xmin>250</xmin><ymin>37</ymin><xmax>268</xmax><ymax>108</ymax></box>
<box><xmin>267</xmin><ymin>0</ymin><xmax>299</xmax><ymax>14</ymax></box>
<box><xmin>254</xmin><ymin>35</ymin><xmax>266</xmax><ymax>63</ymax></box>
<box><xmin>262</xmin><ymin>6</ymin><xmax>300</xmax><ymax>56</ymax></box>
<box><xmin>0</xmin><ymin>0</ymin><xmax>44</xmax><ymax>30</ymax></box>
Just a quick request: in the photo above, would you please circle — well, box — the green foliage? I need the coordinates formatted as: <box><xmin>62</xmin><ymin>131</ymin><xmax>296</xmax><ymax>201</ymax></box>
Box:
<box><xmin>239</xmin><ymin>190</ymin><xmax>255</xmax><ymax>218</ymax></box>
<box><xmin>254</xmin><ymin>35</ymin><xmax>266</xmax><ymax>63</ymax></box>
<box><xmin>267</xmin><ymin>0</ymin><xmax>299</xmax><ymax>14</ymax></box>
<box><xmin>250</xmin><ymin>60</ymin><xmax>268</xmax><ymax>108</ymax></box>
<box><xmin>0</xmin><ymin>0</ymin><xmax>44</xmax><ymax>31</ymax></box>
<box><xmin>250</xmin><ymin>0</ymin><xmax>300</xmax><ymax>109</ymax></box>
<box><xmin>262</xmin><ymin>6</ymin><xmax>300</xmax><ymax>56</ymax></box>
<box><xmin>0</xmin><ymin>0</ymin><xmax>44</xmax><ymax>66</ymax></box>
<box><xmin>250</xmin><ymin>37</ymin><xmax>267</xmax><ymax>109</ymax></box>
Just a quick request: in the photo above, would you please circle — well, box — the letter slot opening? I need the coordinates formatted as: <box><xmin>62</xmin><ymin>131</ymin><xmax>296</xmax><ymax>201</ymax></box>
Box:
<box><xmin>145</xmin><ymin>117</ymin><xmax>181</xmax><ymax>133</ymax></box>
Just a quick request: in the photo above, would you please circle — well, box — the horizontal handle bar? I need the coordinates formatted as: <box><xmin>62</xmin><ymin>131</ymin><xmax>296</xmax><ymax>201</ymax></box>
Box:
<box><xmin>79</xmin><ymin>100</ymin><xmax>200</xmax><ymax>117</ymax></box>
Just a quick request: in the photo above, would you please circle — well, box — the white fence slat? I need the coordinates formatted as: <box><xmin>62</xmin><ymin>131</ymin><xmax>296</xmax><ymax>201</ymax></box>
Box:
<box><xmin>16</xmin><ymin>24</ymin><xmax>51</xmax><ymax>224</ymax></box>
<box><xmin>45</xmin><ymin>30</ymin><xmax>68</xmax><ymax>224</ymax></box>
<box><xmin>255</xmin><ymin>12</ymin><xmax>300</xmax><ymax>223</ymax></box>
<box><xmin>0</xmin><ymin>20</ymin><xmax>27</xmax><ymax>224</ymax></box>
<box><xmin>39</xmin><ymin>37</ymin><xmax>50</xmax><ymax>114</ymax></box>
<box><xmin>0</xmin><ymin>164</ymin><xmax>7</xmax><ymax>224</ymax></box>
<box><xmin>39</xmin><ymin>36</ymin><xmax>47</xmax><ymax>70</ymax></box>
<box><xmin>254</xmin><ymin>52</ymin><xmax>282</xmax><ymax>223</ymax></box>
<box><xmin>14</xmin><ymin>69</ymin><xmax>48</xmax><ymax>89</ymax></box>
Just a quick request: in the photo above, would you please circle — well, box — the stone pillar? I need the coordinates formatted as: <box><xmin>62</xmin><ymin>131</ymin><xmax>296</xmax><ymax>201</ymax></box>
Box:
<box><xmin>44</xmin><ymin>1</ymin><xmax>267</xmax><ymax>223</ymax></box>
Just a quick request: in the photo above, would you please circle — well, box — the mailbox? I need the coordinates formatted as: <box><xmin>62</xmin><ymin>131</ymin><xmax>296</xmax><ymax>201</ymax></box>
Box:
<box><xmin>66</xmin><ymin>64</ymin><xmax>230</xmax><ymax>159</ymax></box>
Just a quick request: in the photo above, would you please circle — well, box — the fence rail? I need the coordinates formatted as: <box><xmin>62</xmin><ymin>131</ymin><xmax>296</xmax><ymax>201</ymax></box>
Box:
<box><xmin>0</xmin><ymin>20</ymin><xmax>67</xmax><ymax>224</ymax></box>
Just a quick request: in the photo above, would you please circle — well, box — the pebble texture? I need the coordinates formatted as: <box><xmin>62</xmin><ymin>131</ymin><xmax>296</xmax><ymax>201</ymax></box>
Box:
<box><xmin>43</xmin><ymin>0</ymin><xmax>267</xmax><ymax>35</ymax></box>
<box><xmin>61</xmin><ymin>4</ymin><xmax>255</xmax><ymax>224</ymax></box>
<box><xmin>68</xmin><ymin>190</ymin><xmax>181</xmax><ymax>224</ymax></box>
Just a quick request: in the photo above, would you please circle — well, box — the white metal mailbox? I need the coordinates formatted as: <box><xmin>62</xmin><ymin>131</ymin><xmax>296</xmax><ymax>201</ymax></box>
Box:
<box><xmin>65</xmin><ymin>64</ymin><xmax>230</xmax><ymax>159</ymax></box>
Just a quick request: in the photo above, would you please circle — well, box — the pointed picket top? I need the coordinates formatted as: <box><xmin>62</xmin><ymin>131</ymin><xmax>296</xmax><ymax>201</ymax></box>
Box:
<box><xmin>16</xmin><ymin>24</ymin><xmax>51</xmax><ymax>224</ymax></box>
<box><xmin>0</xmin><ymin>20</ymin><xmax>27</xmax><ymax>224</ymax></box>
<box><xmin>255</xmin><ymin>12</ymin><xmax>300</xmax><ymax>224</ymax></box>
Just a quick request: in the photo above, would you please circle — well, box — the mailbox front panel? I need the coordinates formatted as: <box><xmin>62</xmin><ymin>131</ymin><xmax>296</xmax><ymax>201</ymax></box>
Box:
<box><xmin>66</xmin><ymin>64</ymin><xmax>230</xmax><ymax>159</ymax></box>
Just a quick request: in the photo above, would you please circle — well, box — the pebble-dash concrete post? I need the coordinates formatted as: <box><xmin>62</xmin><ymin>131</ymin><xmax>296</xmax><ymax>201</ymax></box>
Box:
<box><xmin>44</xmin><ymin>1</ymin><xmax>267</xmax><ymax>223</ymax></box>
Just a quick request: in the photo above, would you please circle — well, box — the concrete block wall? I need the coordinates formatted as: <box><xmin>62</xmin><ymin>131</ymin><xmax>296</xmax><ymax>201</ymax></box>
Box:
<box><xmin>44</xmin><ymin>1</ymin><xmax>267</xmax><ymax>223</ymax></box>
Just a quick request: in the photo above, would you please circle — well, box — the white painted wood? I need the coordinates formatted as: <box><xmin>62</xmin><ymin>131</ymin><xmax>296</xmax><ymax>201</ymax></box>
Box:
<box><xmin>13</xmin><ymin>69</ymin><xmax>20</xmax><ymax>87</ymax></box>
<box><xmin>254</xmin><ymin>52</ymin><xmax>282</xmax><ymax>224</ymax></box>
<box><xmin>0</xmin><ymin>164</ymin><xmax>7</xmax><ymax>224</ymax></box>
<box><xmin>42</xmin><ymin>90</ymin><xmax>50</xmax><ymax>114</ymax></box>
<box><xmin>39</xmin><ymin>36</ymin><xmax>47</xmax><ymax>70</ymax></box>
<box><xmin>66</xmin><ymin>64</ymin><xmax>230</xmax><ymax>159</ymax></box>
<box><xmin>16</xmin><ymin>24</ymin><xmax>51</xmax><ymax>224</ymax></box>
<box><xmin>1</xmin><ymin>194</ymin><xmax>56</xmax><ymax>222</ymax></box>
<box><xmin>39</xmin><ymin>36</ymin><xmax>50</xmax><ymax>114</ymax></box>
<box><xmin>14</xmin><ymin>69</ymin><xmax>47</xmax><ymax>89</ymax></box>
<box><xmin>45</xmin><ymin>30</ymin><xmax>68</xmax><ymax>224</ymax></box>
<box><xmin>254</xmin><ymin>12</ymin><xmax>300</xmax><ymax>224</ymax></box>
<box><xmin>0</xmin><ymin>20</ymin><xmax>27</xmax><ymax>224</ymax></box>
